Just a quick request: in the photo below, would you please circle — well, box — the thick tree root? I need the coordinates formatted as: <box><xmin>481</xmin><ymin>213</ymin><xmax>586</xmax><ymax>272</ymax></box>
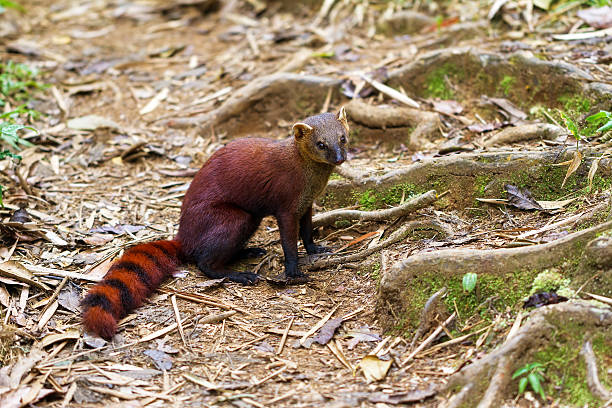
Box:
<box><xmin>378</xmin><ymin>220</ymin><xmax>612</xmax><ymax>330</ymax></box>
<box><xmin>312</xmin><ymin>189</ymin><xmax>437</xmax><ymax>228</ymax></box>
<box><xmin>159</xmin><ymin>73</ymin><xmax>341</xmax><ymax>133</ymax></box>
<box><xmin>483</xmin><ymin>123</ymin><xmax>567</xmax><ymax>147</ymax></box>
<box><xmin>442</xmin><ymin>302</ymin><xmax>612</xmax><ymax>407</ymax></box>
<box><xmin>324</xmin><ymin>149</ymin><xmax>611</xmax><ymax>208</ymax></box>
<box><xmin>344</xmin><ymin>99</ymin><xmax>441</xmax><ymax>149</ymax></box>
<box><xmin>580</xmin><ymin>340</ymin><xmax>612</xmax><ymax>401</ymax></box>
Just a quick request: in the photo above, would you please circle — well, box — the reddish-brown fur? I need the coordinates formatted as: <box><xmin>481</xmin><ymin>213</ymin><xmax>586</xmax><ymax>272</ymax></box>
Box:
<box><xmin>82</xmin><ymin>110</ymin><xmax>349</xmax><ymax>340</ymax></box>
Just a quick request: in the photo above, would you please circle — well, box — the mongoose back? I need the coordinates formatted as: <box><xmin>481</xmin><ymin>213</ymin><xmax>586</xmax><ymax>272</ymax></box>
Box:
<box><xmin>82</xmin><ymin>108</ymin><xmax>350</xmax><ymax>339</ymax></box>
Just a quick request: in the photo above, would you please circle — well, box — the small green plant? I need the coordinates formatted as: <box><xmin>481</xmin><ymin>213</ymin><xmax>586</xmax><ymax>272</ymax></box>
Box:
<box><xmin>499</xmin><ymin>75</ymin><xmax>515</xmax><ymax>96</ymax></box>
<box><xmin>462</xmin><ymin>272</ymin><xmax>477</xmax><ymax>292</ymax></box>
<box><xmin>512</xmin><ymin>362</ymin><xmax>546</xmax><ymax>400</ymax></box>
<box><xmin>359</xmin><ymin>190</ymin><xmax>378</xmax><ymax>210</ymax></box>
<box><xmin>0</xmin><ymin>0</ymin><xmax>24</xmax><ymax>13</ymax></box>
<box><xmin>560</xmin><ymin>111</ymin><xmax>581</xmax><ymax>149</ymax></box>
<box><xmin>0</xmin><ymin>61</ymin><xmax>47</xmax><ymax>106</ymax></box>
<box><xmin>585</xmin><ymin>110</ymin><xmax>612</xmax><ymax>135</ymax></box>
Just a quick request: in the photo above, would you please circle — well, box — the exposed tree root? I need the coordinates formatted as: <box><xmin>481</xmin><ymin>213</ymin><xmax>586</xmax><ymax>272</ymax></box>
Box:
<box><xmin>580</xmin><ymin>340</ymin><xmax>612</xmax><ymax>401</ymax></box>
<box><xmin>159</xmin><ymin>73</ymin><xmax>341</xmax><ymax>132</ymax></box>
<box><xmin>312</xmin><ymin>190</ymin><xmax>437</xmax><ymax>228</ymax></box>
<box><xmin>586</xmin><ymin>234</ymin><xmax>612</xmax><ymax>268</ymax></box>
<box><xmin>442</xmin><ymin>302</ymin><xmax>612</xmax><ymax>407</ymax></box>
<box><xmin>483</xmin><ymin>123</ymin><xmax>567</xmax><ymax>147</ymax></box>
<box><xmin>345</xmin><ymin>99</ymin><xmax>441</xmax><ymax>150</ymax></box>
<box><xmin>378</xmin><ymin>220</ymin><xmax>612</xmax><ymax>329</ymax></box>
<box><xmin>325</xmin><ymin>149</ymin><xmax>611</xmax><ymax>208</ymax></box>
<box><xmin>303</xmin><ymin>219</ymin><xmax>449</xmax><ymax>270</ymax></box>
<box><xmin>386</xmin><ymin>47</ymin><xmax>612</xmax><ymax>107</ymax></box>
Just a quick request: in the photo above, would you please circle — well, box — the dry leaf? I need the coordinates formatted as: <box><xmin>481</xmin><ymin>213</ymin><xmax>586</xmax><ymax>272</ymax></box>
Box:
<box><xmin>139</xmin><ymin>87</ymin><xmax>169</xmax><ymax>115</ymax></box>
<box><xmin>537</xmin><ymin>198</ymin><xmax>576</xmax><ymax>211</ymax></box>
<box><xmin>41</xmin><ymin>328</ymin><xmax>80</xmax><ymax>347</ymax></box>
<box><xmin>587</xmin><ymin>157</ymin><xmax>601</xmax><ymax>192</ymax></box>
<box><xmin>67</xmin><ymin>115</ymin><xmax>120</xmax><ymax>130</ymax></box>
<box><xmin>505</xmin><ymin>184</ymin><xmax>544</xmax><ymax>211</ymax></box>
<box><xmin>358</xmin><ymin>355</ymin><xmax>392</xmax><ymax>382</ymax></box>
<box><xmin>561</xmin><ymin>150</ymin><xmax>582</xmax><ymax>188</ymax></box>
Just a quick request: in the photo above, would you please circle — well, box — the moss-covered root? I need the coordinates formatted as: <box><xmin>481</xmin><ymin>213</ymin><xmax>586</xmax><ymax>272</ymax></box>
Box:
<box><xmin>442</xmin><ymin>301</ymin><xmax>612</xmax><ymax>408</ymax></box>
<box><xmin>377</xmin><ymin>220</ymin><xmax>612</xmax><ymax>331</ymax></box>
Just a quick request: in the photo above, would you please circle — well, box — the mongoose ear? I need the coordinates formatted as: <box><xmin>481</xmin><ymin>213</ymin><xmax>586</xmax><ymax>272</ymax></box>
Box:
<box><xmin>337</xmin><ymin>106</ymin><xmax>349</xmax><ymax>132</ymax></box>
<box><xmin>293</xmin><ymin>122</ymin><xmax>314</xmax><ymax>139</ymax></box>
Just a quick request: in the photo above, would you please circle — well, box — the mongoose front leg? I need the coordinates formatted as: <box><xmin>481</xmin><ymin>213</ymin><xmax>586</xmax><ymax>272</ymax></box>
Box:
<box><xmin>277</xmin><ymin>212</ymin><xmax>304</xmax><ymax>279</ymax></box>
<box><xmin>299</xmin><ymin>206</ymin><xmax>330</xmax><ymax>255</ymax></box>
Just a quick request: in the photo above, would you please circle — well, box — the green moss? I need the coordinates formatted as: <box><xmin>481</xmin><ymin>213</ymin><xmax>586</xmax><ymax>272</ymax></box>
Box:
<box><xmin>530</xmin><ymin>270</ymin><xmax>571</xmax><ymax>295</ymax></box>
<box><xmin>425</xmin><ymin>63</ymin><xmax>462</xmax><ymax>99</ymax></box>
<box><xmin>329</xmin><ymin>172</ymin><xmax>343</xmax><ymax>180</ymax></box>
<box><xmin>499</xmin><ymin>75</ymin><xmax>515</xmax><ymax>96</ymax></box>
<box><xmin>351</xmin><ymin>184</ymin><xmax>425</xmax><ymax>210</ymax></box>
<box><xmin>400</xmin><ymin>268</ymin><xmax>538</xmax><ymax>332</ymax></box>
<box><xmin>533</xmin><ymin>330</ymin><xmax>611</xmax><ymax>407</ymax></box>
<box><xmin>558</xmin><ymin>94</ymin><xmax>591</xmax><ymax>115</ymax></box>
<box><xmin>474</xmin><ymin>174</ymin><xmax>492</xmax><ymax>197</ymax></box>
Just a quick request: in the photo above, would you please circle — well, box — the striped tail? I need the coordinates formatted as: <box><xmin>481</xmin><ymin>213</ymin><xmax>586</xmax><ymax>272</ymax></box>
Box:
<box><xmin>82</xmin><ymin>240</ymin><xmax>182</xmax><ymax>340</ymax></box>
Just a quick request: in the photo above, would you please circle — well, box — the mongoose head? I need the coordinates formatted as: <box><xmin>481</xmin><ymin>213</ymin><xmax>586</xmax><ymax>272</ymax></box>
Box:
<box><xmin>293</xmin><ymin>107</ymin><xmax>349</xmax><ymax>166</ymax></box>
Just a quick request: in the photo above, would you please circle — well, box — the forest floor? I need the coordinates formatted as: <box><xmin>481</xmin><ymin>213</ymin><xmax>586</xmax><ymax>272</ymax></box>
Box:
<box><xmin>1</xmin><ymin>0</ymin><xmax>611</xmax><ymax>407</ymax></box>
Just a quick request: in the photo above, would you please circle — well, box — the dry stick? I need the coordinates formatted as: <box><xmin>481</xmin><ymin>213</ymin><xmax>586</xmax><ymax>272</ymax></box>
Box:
<box><xmin>276</xmin><ymin>316</ymin><xmax>294</xmax><ymax>355</ymax></box>
<box><xmin>159</xmin><ymin>288</ymin><xmax>251</xmax><ymax>315</ymax></box>
<box><xmin>360</xmin><ymin>73</ymin><xmax>420</xmax><ymax>108</ymax></box>
<box><xmin>40</xmin><ymin>276</ymin><xmax>68</xmax><ymax>316</ymax></box>
<box><xmin>300</xmin><ymin>304</ymin><xmax>339</xmax><ymax>346</ymax></box>
<box><xmin>327</xmin><ymin>340</ymin><xmax>353</xmax><ymax>371</ymax></box>
<box><xmin>504</xmin><ymin>311</ymin><xmax>525</xmax><ymax>343</ymax></box>
<box><xmin>417</xmin><ymin>325</ymin><xmax>491</xmax><ymax>357</ymax></box>
<box><xmin>171</xmin><ymin>295</ymin><xmax>189</xmax><ymax>349</ymax></box>
<box><xmin>251</xmin><ymin>366</ymin><xmax>288</xmax><ymax>387</ymax></box>
<box><xmin>580</xmin><ymin>340</ymin><xmax>612</xmax><ymax>401</ymax></box>
<box><xmin>266</xmin><ymin>390</ymin><xmax>297</xmax><ymax>405</ymax></box>
<box><xmin>312</xmin><ymin>190</ymin><xmax>437</xmax><ymax>228</ymax></box>
<box><xmin>306</xmin><ymin>219</ymin><xmax>439</xmax><ymax>270</ymax></box>
<box><xmin>400</xmin><ymin>312</ymin><xmax>456</xmax><ymax>367</ymax></box>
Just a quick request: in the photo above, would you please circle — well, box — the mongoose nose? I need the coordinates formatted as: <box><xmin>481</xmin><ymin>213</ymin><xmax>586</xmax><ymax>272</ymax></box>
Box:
<box><xmin>334</xmin><ymin>158</ymin><xmax>345</xmax><ymax>165</ymax></box>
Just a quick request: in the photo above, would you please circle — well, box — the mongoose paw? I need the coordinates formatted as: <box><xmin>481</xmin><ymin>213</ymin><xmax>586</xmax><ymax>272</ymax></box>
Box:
<box><xmin>230</xmin><ymin>272</ymin><xmax>260</xmax><ymax>285</ymax></box>
<box><xmin>266</xmin><ymin>273</ymin><xmax>311</xmax><ymax>286</ymax></box>
<box><xmin>306</xmin><ymin>244</ymin><xmax>331</xmax><ymax>255</ymax></box>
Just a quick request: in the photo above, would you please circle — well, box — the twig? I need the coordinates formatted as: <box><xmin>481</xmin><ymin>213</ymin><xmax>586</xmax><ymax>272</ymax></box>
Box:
<box><xmin>326</xmin><ymin>340</ymin><xmax>353</xmax><ymax>371</ymax></box>
<box><xmin>251</xmin><ymin>366</ymin><xmax>287</xmax><ymax>387</ymax></box>
<box><xmin>360</xmin><ymin>74</ymin><xmax>420</xmax><ymax>108</ymax></box>
<box><xmin>401</xmin><ymin>312</ymin><xmax>456</xmax><ymax>367</ymax></box>
<box><xmin>171</xmin><ymin>295</ymin><xmax>189</xmax><ymax>349</ymax></box>
<box><xmin>276</xmin><ymin>316</ymin><xmax>294</xmax><ymax>355</ymax></box>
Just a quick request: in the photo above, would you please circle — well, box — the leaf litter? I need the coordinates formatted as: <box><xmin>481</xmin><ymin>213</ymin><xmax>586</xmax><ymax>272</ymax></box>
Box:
<box><xmin>0</xmin><ymin>0</ymin><xmax>611</xmax><ymax>406</ymax></box>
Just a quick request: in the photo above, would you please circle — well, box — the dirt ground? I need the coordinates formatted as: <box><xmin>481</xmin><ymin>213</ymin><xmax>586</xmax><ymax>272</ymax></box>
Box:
<box><xmin>1</xmin><ymin>0</ymin><xmax>611</xmax><ymax>407</ymax></box>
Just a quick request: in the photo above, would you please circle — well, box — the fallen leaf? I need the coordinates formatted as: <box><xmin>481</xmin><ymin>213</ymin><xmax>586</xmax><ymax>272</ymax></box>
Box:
<box><xmin>358</xmin><ymin>355</ymin><xmax>392</xmax><ymax>382</ymax></box>
<box><xmin>432</xmin><ymin>100</ymin><xmax>463</xmax><ymax>115</ymax></box>
<box><xmin>143</xmin><ymin>349</ymin><xmax>172</xmax><ymax>371</ymax></box>
<box><xmin>587</xmin><ymin>156</ymin><xmax>601</xmax><ymax>192</ymax></box>
<box><xmin>347</xmin><ymin>327</ymin><xmax>382</xmax><ymax>350</ymax></box>
<box><xmin>368</xmin><ymin>386</ymin><xmax>438</xmax><ymax>404</ymax></box>
<box><xmin>312</xmin><ymin>318</ymin><xmax>343</xmax><ymax>345</ymax></box>
<box><xmin>83</xmin><ymin>233</ymin><xmax>115</xmax><ymax>246</ymax></box>
<box><xmin>536</xmin><ymin>198</ymin><xmax>575</xmax><ymax>211</ymax></box>
<box><xmin>67</xmin><ymin>115</ymin><xmax>120</xmax><ymax>131</ymax></box>
<box><xmin>577</xmin><ymin>6</ymin><xmax>612</xmax><ymax>29</ymax></box>
<box><xmin>139</xmin><ymin>87</ymin><xmax>169</xmax><ymax>115</ymax></box>
<box><xmin>561</xmin><ymin>150</ymin><xmax>582</xmax><ymax>188</ymax></box>
<box><xmin>505</xmin><ymin>184</ymin><xmax>543</xmax><ymax>211</ymax></box>
<box><xmin>41</xmin><ymin>328</ymin><xmax>80</xmax><ymax>347</ymax></box>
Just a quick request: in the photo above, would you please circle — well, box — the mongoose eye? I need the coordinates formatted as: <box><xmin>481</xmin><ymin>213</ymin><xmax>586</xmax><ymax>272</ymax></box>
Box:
<box><xmin>316</xmin><ymin>141</ymin><xmax>326</xmax><ymax>150</ymax></box>
<box><xmin>340</xmin><ymin>135</ymin><xmax>346</xmax><ymax>144</ymax></box>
